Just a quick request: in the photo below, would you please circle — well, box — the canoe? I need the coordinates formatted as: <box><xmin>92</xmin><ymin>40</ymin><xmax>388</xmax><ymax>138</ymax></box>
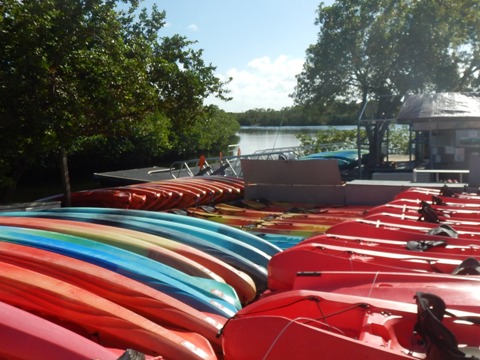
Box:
<box><xmin>0</xmin><ymin>241</ymin><xmax>225</xmax><ymax>351</ymax></box>
<box><xmin>267</xmin><ymin>242</ymin><xmax>473</xmax><ymax>291</ymax></box>
<box><xmin>0</xmin><ymin>225</ymin><xmax>240</xmax><ymax>317</ymax></box>
<box><xmin>291</xmin><ymin>271</ymin><xmax>480</xmax><ymax>312</ymax></box>
<box><xmin>0</xmin><ymin>300</ymin><xmax>121</xmax><ymax>360</ymax></box>
<box><xmin>0</xmin><ymin>261</ymin><xmax>217</xmax><ymax>359</ymax></box>
<box><xmin>220</xmin><ymin>290</ymin><xmax>480</xmax><ymax>360</ymax></box>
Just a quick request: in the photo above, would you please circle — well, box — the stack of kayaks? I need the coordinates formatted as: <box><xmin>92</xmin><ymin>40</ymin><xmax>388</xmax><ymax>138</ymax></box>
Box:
<box><xmin>0</xmin><ymin>207</ymin><xmax>282</xmax><ymax>359</ymax></box>
<box><xmin>5</xmin><ymin>182</ymin><xmax>480</xmax><ymax>359</ymax></box>
<box><xmin>46</xmin><ymin>176</ymin><xmax>245</xmax><ymax>210</ymax></box>
<box><xmin>219</xmin><ymin>185</ymin><xmax>480</xmax><ymax>359</ymax></box>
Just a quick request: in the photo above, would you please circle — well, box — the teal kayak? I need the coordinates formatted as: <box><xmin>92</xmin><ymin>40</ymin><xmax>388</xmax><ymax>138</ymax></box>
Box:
<box><xmin>41</xmin><ymin>207</ymin><xmax>282</xmax><ymax>256</ymax></box>
<box><xmin>1</xmin><ymin>211</ymin><xmax>269</xmax><ymax>292</ymax></box>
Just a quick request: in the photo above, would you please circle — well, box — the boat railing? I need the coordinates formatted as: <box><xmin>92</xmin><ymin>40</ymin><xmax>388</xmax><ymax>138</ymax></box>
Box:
<box><xmin>412</xmin><ymin>168</ymin><xmax>469</xmax><ymax>183</ymax></box>
<box><xmin>252</xmin><ymin>143</ymin><xmax>348</xmax><ymax>156</ymax></box>
<box><xmin>169</xmin><ymin>149</ymin><xmax>299</xmax><ymax>179</ymax></box>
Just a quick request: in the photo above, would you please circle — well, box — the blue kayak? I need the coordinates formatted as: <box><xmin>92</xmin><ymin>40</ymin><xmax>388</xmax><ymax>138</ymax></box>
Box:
<box><xmin>0</xmin><ymin>211</ymin><xmax>268</xmax><ymax>292</ymax></box>
<box><xmin>41</xmin><ymin>207</ymin><xmax>282</xmax><ymax>257</ymax></box>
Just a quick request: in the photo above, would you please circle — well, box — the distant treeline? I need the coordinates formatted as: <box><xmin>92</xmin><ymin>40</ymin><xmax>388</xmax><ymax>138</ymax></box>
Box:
<box><xmin>231</xmin><ymin>102</ymin><xmax>360</xmax><ymax>127</ymax></box>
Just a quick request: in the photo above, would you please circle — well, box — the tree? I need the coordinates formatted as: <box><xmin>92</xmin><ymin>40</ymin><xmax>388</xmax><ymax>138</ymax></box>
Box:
<box><xmin>294</xmin><ymin>0</ymin><xmax>480</xmax><ymax>167</ymax></box>
<box><xmin>0</xmin><ymin>0</ymin><xmax>232</xmax><ymax>202</ymax></box>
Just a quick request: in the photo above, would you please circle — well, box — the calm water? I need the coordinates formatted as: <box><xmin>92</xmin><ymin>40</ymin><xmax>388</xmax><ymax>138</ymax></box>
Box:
<box><xmin>235</xmin><ymin>126</ymin><xmax>356</xmax><ymax>155</ymax></box>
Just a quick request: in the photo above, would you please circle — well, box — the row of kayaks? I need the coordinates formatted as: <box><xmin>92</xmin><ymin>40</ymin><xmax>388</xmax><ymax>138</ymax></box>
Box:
<box><xmin>220</xmin><ymin>186</ymin><xmax>480</xmax><ymax>359</ymax></box>
<box><xmin>4</xmin><ymin>182</ymin><xmax>480</xmax><ymax>359</ymax></box>
<box><xmin>45</xmin><ymin>176</ymin><xmax>245</xmax><ymax>211</ymax></box>
<box><xmin>182</xmin><ymin>201</ymin><xmax>368</xmax><ymax>238</ymax></box>
<box><xmin>0</xmin><ymin>207</ymin><xmax>282</xmax><ymax>359</ymax></box>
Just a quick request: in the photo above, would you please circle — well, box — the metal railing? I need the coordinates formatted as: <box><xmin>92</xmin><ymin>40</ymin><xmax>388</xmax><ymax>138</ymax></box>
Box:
<box><xmin>168</xmin><ymin>143</ymin><xmax>352</xmax><ymax>179</ymax></box>
<box><xmin>169</xmin><ymin>147</ymin><xmax>308</xmax><ymax>179</ymax></box>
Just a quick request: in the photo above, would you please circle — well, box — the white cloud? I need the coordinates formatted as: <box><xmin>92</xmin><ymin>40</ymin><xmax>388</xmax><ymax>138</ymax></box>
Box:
<box><xmin>207</xmin><ymin>55</ymin><xmax>304</xmax><ymax>112</ymax></box>
<box><xmin>187</xmin><ymin>23</ymin><xmax>199</xmax><ymax>32</ymax></box>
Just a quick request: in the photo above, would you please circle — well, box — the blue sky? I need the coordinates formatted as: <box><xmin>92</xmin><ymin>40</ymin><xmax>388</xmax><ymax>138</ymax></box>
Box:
<box><xmin>141</xmin><ymin>0</ymin><xmax>331</xmax><ymax>112</ymax></box>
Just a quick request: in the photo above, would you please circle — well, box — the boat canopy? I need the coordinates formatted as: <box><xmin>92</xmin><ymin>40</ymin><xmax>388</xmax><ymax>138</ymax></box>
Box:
<box><xmin>397</xmin><ymin>92</ymin><xmax>480</xmax><ymax>131</ymax></box>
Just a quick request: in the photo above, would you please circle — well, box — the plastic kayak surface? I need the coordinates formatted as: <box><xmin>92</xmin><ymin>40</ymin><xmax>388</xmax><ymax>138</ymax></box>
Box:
<box><xmin>267</xmin><ymin>242</ymin><xmax>468</xmax><ymax>291</ymax></box>
<box><xmin>0</xmin><ymin>261</ymin><xmax>217</xmax><ymax>360</ymax></box>
<box><xmin>291</xmin><ymin>270</ymin><xmax>480</xmax><ymax>312</ymax></box>
<box><xmin>221</xmin><ymin>290</ymin><xmax>480</xmax><ymax>360</ymax></box>
<box><xmin>0</xmin><ymin>211</ymin><xmax>268</xmax><ymax>294</ymax></box>
<box><xmin>0</xmin><ymin>225</ymin><xmax>239</xmax><ymax>317</ymax></box>
<box><xmin>0</xmin><ymin>241</ymin><xmax>225</xmax><ymax>351</ymax></box>
<box><xmin>0</xmin><ymin>300</ymin><xmax>120</xmax><ymax>360</ymax></box>
<box><xmin>35</xmin><ymin>206</ymin><xmax>282</xmax><ymax>256</ymax></box>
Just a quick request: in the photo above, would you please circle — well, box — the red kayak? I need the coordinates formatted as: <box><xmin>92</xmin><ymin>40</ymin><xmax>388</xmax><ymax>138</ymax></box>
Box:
<box><xmin>0</xmin><ymin>300</ymin><xmax>122</xmax><ymax>360</ymax></box>
<box><xmin>395</xmin><ymin>186</ymin><xmax>480</xmax><ymax>201</ymax></box>
<box><xmin>367</xmin><ymin>200</ymin><xmax>480</xmax><ymax>224</ymax></box>
<box><xmin>301</xmin><ymin>233</ymin><xmax>480</xmax><ymax>258</ymax></box>
<box><xmin>0</xmin><ymin>241</ymin><xmax>225</xmax><ymax>352</ymax></box>
<box><xmin>221</xmin><ymin>290</ymin><xmax>480</xmax><ymax>360</ymax></box>
<box><xmin>267</xmin><ymin>242</ymin><xmax>474</xmax><ymax>291</ymax></box>
<box><xmin>395</xmin><ymin>190</ymin><xmax>480</xmax><ymax>207</ymax></box>
<box><xmin>361</xmin><ymin>213</ymin><xmax>480</xmax><ymax>237</ymax></box>
<box><xmin>291</xmin><ymin>270</ymin><xmax>480</xmax><ymax>312</ymax></box>
<box><xmin>325</xmin><ymin>220</ymin><xmax>480</xmax><ymax>247</ymax></box>
<box><xmin>0</xmin><ymin>261</ymin><xmax>217</xmax><ymax>359</ymax></box>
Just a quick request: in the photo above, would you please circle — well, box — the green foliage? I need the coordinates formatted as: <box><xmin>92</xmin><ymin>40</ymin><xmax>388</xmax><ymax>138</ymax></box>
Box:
<box><xmin>0</xmin><ymin>0</ymin><xmax>235</xmax><ymax>201</ymax></box>
<box><xmin>293</xmin><ymin>0</ymin><xmax>480</xmax><ymax>166</ymax></box>
<box><xmin>233</xmin><ymin>103</ymin><xmax>359</xmax><ymax>127</ymax></box>
<box><xmin>297</xmin><ymin>127</ymin><xmax>361</xmax><ymax>153</ymax></box>
<box><xmin>387</xmin><ymin>126</ymin><xmax>410</xmax><ymax>155</ymax></box>
<box><xmin>294</xmin><ymin>0</ymin><xmax>480</xmax><ymax>106</ymax></box>
<box><xmin>297</xmin><ymin>125</ymin><xmax>410</xmax><ymax>155</ymax></box>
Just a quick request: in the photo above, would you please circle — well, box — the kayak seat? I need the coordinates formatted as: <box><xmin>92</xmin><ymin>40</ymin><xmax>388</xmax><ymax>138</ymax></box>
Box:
<box><xmin>415</xmin><ymin>292</ymin><xmax>480</xmax><ymax>359</ymax></box>
<box><xmin>116</xmin><ymin>349</ymin><xmax>148</xmax><ymax>360</ymax></box>
<box><xmin>451</xmin><ymin>258</ymin><xmax>480</xmax><ymax>275</ymax></box>
<box><xmin>432</xmin><ymin>195</ymin><xmax>447</xmax><ymax>206</ymax></box>
<box><xmin>418</xmin><ymin>201</ymin><xmax>440</xmax><ymax>223</ymax></box>
<box><xmin>406</xmin><ymin>240</ymin><xmax>447</xmax><ymax>252</ymax></box>
<box><xmin>427</xmin><ymin>224</ymin><xmax>459</xmax><ymax>238</ymax></box>
<box><xmin>440</xmin><ymin>185</ymin><xmax>456</xmax><ymax>197</ymax></box>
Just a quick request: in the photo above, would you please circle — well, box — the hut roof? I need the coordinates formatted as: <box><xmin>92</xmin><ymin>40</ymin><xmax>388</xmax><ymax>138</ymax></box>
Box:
<box><xmin>396</xmin><ymin>93</ymin><xmax>480</xmax><ymax>130</ymax></box>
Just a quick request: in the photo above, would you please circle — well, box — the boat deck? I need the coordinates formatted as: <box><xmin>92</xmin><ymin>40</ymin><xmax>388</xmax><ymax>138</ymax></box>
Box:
<box><xmin>94</xmin><ymin>167</ymin><xmax>173</xmax><ymax>186</ymax></box>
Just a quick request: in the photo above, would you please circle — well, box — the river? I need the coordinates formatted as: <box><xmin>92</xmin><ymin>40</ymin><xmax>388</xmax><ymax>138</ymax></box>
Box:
<box><xmin>235</xmin><ymin>125</ymin><xmax>356</xmax><ymax>155</ymax></box>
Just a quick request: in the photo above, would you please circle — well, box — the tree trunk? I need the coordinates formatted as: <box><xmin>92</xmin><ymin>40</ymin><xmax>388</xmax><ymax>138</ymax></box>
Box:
<box><xmin>365</xmin><ymin>121</ymin><xmax>389</xmax><ymax>168</ymax></box>
<box><xmin>60</xmin><ymin>148</ymin><xmax>71</xmax><ymax>207</ymax></box>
